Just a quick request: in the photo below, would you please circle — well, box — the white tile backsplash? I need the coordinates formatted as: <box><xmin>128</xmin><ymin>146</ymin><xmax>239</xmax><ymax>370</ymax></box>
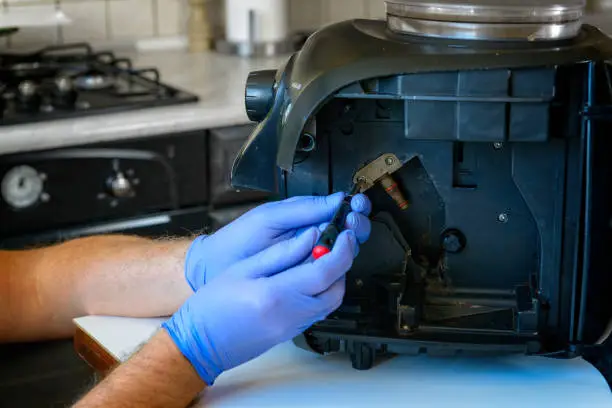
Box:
<box><xmin>108</xmin><ymin>0</ymin><xmax>154</xmax><ymax>39</ymax></box>
<box><xmin>289</xmin><ymin>0</ymin><xmax>323</xmax><ymax>31</ymax></box>
<box><xmin>367</xmin><ymin>0</ymin><xmax>386</xmax><ymax>19</ymax></box>
<box><xmin>9</xmin><ymin>25</ymin><xmax>60</xmax><ymax>47</ymax></box>
<box><xmin>325</xmin><ymin>0</ymin><xmax>367</xmax><ymax>25</ymax></box>
<box><xmin>156</xmin><ymin>0</ymin><xmax>183</xmax><ymax>35</ymax></box>
<box><xmin>1</xmin><ymin>0</ymin><xmax>381</xmax><ymax>49</ymax></box>
<box><xmin>4</xmin><ymin>0</ymin><xmax>54</xmax><ymax>5</ymax></box>
<box><xmin>61</xmin><ymin>0</ymin><xmax>108</xmax><ymax>41</ymax></box>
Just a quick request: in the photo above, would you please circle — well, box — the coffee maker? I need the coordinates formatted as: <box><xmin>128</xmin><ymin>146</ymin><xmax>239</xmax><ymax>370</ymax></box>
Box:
<box><xmin>231</xmin><ymin>0</ymin><xmax>612</xmax><ymax>385</ymax></box>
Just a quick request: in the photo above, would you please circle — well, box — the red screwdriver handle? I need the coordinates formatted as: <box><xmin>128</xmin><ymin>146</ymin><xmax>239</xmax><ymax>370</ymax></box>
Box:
<box><xmin>312</xmin><ymin>199</ymin><xmax>352</xmax><ymax>259</ymax></box>
<box><xmin>312</xmin><ymin>224</ymin><xmax>340</xmax><ymax>259</ymax></box>
<box><xmin>312</xmin><ymin>245</ymin><xmax>332</xmax><ymax>259</ymax></box>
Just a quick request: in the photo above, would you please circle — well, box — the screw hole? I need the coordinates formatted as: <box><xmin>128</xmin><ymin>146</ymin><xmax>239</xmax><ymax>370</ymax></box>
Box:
<box><xmin>298</xmin><ymin>133</ymin><xmax>316</xmax><ymax>152</ymax></box>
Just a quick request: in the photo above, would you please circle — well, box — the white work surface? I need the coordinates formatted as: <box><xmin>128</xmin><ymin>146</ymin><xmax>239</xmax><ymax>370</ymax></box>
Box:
<box><xmin>75</xmin><ymin>316</ymin><xmax>612</xmax><ymax>408</ymax></box>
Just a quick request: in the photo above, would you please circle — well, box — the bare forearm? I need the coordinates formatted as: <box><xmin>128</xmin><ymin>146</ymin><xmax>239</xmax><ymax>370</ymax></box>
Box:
<box><xmin>0</xmin><ymin>235</ymin><xmax>193</xmax><ymax>343</ymax></box>
<box><xmin>74</xmin><ymin>330</ymin><xmax>205</xmax><ymax>408</ymax></box>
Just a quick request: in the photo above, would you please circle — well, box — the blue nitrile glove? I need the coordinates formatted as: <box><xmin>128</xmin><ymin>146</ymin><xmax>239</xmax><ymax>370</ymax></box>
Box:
<box><xmin>164</xmin><ymin>227</ymin><xmax>359</xmax><ymax>386</ymax></box>
<box><xmin>184</xmin><ymin>193</ymin><xmax>372</xmax><ymax>291</ymax></box>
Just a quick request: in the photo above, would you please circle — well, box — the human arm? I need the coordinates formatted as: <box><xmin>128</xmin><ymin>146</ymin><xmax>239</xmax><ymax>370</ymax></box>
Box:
<box><xmin>0</xmin><ymin>235</ymin><xmax>193</xmax><ymax>343</ymax></box>
<box><xmin>73</xmin><ymin>330</ymin><xmax>204</xmax><ymax>408</ymax></box>
<box><xmin>0</xmin><ymin>193</ymin><xmax>370</xmax><ymax>344</ymax></box>
<box><xmin>75</xmin><ymin>221</ymin><xmax>368</xmax><ymax>407</ymax></box>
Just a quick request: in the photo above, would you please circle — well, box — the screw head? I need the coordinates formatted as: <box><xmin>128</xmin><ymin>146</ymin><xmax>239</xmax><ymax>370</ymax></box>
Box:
<box><xmin>298</xmin><ymin>133</ymin><xmax>316</xmax><ymax>152</ymax></box>
<box><xmin>385</xmin><ymin>156</ymin><xmax>395</xmax><ymax>166</ymax></box>
<box><xmin>441</xmin><ymin>229</ymin><xmax>466</xmax><ymax>254</ymax></box>
<box><xmin>494</xmin><ymin>142</ymin><xmax>504</xmax><ymax>150</ymax></box>
<box><xmin>443</xmin><ymin>234</ymin><xmax>462</xmax><ymax>253</ymax></box>
<box><xmin>355</xmin><ymin>279</ymin><xmax>364</xmax><ymax>288</ymax></box>
<box><xmin>498</xmin><ymin>213</ymin><xmax>509</xmax><ymax>223</ymax></box>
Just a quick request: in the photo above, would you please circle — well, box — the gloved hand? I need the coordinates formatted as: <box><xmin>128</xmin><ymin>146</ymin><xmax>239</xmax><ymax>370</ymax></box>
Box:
<box><xmin>164</xmin><ymin>227</ymin><xmax>358</xmax><ymax>385</ymax></box>
<box><xmin>184</xmin><ymin>193</ymin><xmax>372</xmax><ymax>291</ymax></box>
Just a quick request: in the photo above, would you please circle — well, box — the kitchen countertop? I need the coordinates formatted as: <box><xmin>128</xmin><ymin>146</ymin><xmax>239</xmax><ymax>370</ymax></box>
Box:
<box><xmin>0</xmin><ymin>51</ymin><xmax>289</xmax><ymax>156</ymax></box>
<box><xmin>74</xmin><ymin>316</ymin><xmax>612</xmax><ymax>408</ymax></box>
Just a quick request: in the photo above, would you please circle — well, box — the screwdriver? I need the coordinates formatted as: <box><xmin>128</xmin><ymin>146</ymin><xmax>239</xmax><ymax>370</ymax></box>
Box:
<box><xmin>312</xmin><ymin>184</ymin><xmax>361</xmax><ymax>260</ymax></box>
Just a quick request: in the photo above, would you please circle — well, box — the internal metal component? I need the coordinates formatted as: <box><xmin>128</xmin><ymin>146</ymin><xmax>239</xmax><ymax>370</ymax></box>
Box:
<box><xmin>385</xmin><ymin>0</ymin><xmax>585</xmax><ymax>41</ymax></box>
<box><xmin>353</xmin><ymin>153</ymin><xmax>402</xmax><ymax>190</ymax></box>
<box><xmin>354</xmin><ymin>153</ymin><xmax>410</xmax><ymax>210</ymax></box>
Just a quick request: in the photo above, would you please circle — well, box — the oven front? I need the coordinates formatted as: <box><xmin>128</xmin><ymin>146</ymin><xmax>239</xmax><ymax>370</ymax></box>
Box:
<box><xmin>0</xmin><ymin>125</ymin><xmax>269</xmax><ymax>249</ymax></box>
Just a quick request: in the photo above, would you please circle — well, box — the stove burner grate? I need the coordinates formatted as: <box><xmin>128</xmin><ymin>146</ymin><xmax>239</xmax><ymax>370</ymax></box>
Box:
<box><xmin>0</xmin><ymin>42</ymin><xmax>198</xmax><ymax>125</ymax></box>
<box><xmin>73</xmin><ymin>74</ymin><xmax>115</xmax><ymax>91</ymax></box>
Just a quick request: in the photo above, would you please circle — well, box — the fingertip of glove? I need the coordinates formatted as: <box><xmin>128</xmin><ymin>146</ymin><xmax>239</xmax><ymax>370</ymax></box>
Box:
<box><xmin>303</xmin><ymin>226</ymin><xmax>320</xmax><ymax>245</ymax></box>
<box><xmin>338</xmin><ymin>229</ymin><xmax>358</xmax><ymax>258</ymax></box>
<box><xmin>327</xmin><ymin>192</ymin><xmax>345</xmax><ymax>207</ymax></box>
<box><xmin>352</xmin><ymin>194</ymin><xmax>372</xmax><ymax>214</ymax></box>
<box><xmin>340</xmin><ymin>228</ymin><xmax>356</xmax><ymax>241</ymax></box>
<box><xmin>346</xmin><ymin>212</ymin><xmax>359</xmax><ymax>229</ymax></box>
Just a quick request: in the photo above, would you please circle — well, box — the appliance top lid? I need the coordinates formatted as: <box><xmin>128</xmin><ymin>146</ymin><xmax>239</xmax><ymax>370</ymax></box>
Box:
<box><xmin>385</xmin><ymin>0</ymin><xmax>586</xmax><ymax>41</ymax></box>
<box><xmin>385</xmin><ymin>0</ymin><xmax>585</xmax><ymax>23</ymax></box>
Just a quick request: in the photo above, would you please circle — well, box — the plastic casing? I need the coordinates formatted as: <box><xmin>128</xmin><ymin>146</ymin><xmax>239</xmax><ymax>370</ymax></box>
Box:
<box><xmin>231</xmin><ymin>19</ymin><xmax>612</xmax><ymax>380</ymax></box>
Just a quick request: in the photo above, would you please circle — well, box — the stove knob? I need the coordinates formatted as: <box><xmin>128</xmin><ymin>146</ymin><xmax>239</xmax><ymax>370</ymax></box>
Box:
<box><xmin>16</xmin><ymin>80</ymin><xmax>41</xmax><ymax>112</ymax></box>
<box><xmin>56</xmin><ymin>77</ymin><xmax>73</xmax><ymax>93</ymax></box>
<box><xmin>18</xmin><ymin>80</ymin><xmax>37</xmax><ymax>97</ymax></box>
<box><xmin>53</xmin><ymin>76</ymin><xmax>77</xmax><ymax>108</ymax></box>
<box><xmin>245</xmin><ymin>69</ymin><xmax>277</xmax><ymax>122</ymax></box>
<box><xmin>108</xmin><ymin>172</ymin><xmax>133</xmax><ymax>198</ymax></box>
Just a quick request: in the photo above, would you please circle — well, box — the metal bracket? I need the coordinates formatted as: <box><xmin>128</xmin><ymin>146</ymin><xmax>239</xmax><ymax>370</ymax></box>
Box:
<box><xmin>353</xmin><ymin>153</ymin><xmax>410</xmax><ymax>210</ymax></box>
<box><xmin>353</xmin><ymin>153</ymin><xmax>402</xmax><ymax>190</ymax></box>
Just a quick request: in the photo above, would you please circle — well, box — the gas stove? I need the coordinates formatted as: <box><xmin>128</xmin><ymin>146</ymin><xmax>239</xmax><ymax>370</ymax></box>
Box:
<box><xmin>0</xmin><ymin>43</ymin><xmax>198</xmax><ymax>126</ymax></box>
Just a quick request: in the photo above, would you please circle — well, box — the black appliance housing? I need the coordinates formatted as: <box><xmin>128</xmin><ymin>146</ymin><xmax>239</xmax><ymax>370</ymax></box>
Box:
<box><xmin>231</xmin><ymin>19</ymin><xmax>612</xmax><ymax>383</ymax></box>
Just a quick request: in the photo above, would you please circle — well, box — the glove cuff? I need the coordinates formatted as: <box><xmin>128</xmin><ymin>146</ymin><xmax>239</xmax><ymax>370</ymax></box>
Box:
<box><xmin>162</xmin><ymin>319</ymin><xmax>223</xmax><ymax>386</ymax></box>
<box><xmin>184</xmin><ymin>235</ymin><xmax>209</xmax><ymax>292</ymax></box>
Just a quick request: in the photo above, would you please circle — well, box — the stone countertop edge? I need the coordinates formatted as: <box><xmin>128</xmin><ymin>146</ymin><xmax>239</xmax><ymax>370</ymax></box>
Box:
<box><xmin>0</xmin><ymin>50</ymin><xmax>290</xmax><ymax>156</ymax></box>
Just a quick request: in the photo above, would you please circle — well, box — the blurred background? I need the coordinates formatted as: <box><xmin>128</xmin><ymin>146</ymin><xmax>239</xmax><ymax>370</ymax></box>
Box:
<box><xmin>0</xmin><ymin>0</ymin><xmax>386</xmax><ymax>50</ymax></box>
<box><xmin>1</xmin><ymin>0</ymin><xmax>607</xmax><ymax>52</ymax></box>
